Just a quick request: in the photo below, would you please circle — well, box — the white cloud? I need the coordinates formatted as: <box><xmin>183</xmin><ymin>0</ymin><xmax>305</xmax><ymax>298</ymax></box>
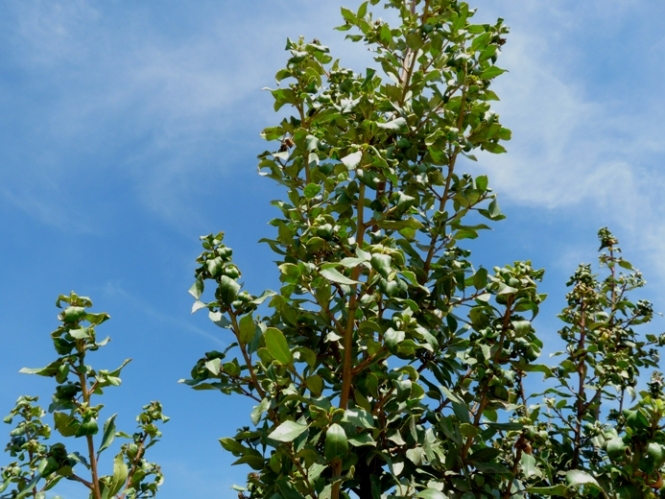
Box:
<box><xmin>466</xmin><ymin>1</ymin><xmax>665</xmax><ymax>289</ymax></box>
<box><xmin>0</xmin><ymin>0</ymin><xmax>376</xmax><ymax>230</ymax></box>
<box><xmin>4</xmin><ymin>0</ymin><xmax>664</xmax><ymax>289</ymax></box>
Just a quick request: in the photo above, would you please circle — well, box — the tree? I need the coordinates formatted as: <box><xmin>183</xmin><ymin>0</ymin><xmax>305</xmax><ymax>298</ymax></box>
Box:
<box><xmin>3</xmin><ymin>1</ymin><xmax>662</xmax><ymax>498</ymax></box>
<box><xmin>0</xmin><ymin>292</ymin><xmax>168</xmax><ymax>499</ymax></box>
<box><xmin>182</xmin><ymin>0</ymin><xmax>665</xmax><ymax>498</ymax></box>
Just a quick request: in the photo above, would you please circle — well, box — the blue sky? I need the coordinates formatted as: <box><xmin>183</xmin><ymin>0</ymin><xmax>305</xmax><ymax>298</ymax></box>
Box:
<box><xmin>1</xmin><ymin>0</ymin><xmax>664</xmax><ymax>496</ymax></box>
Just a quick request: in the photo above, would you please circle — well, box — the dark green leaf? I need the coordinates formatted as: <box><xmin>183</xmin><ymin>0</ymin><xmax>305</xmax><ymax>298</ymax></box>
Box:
<box><xmin>303</xmin><ymin>183</ymin><xmax>321</xmax><ymax>200</ymax></box>
<box><xmin>265</xmin><ymin>328</ymin><xmax>293</xmax><ymax>365</ymax></box>
<box><xmin>219</xmin><ymin>437</ymin><xmax>247</xmax><ymax>455</ymax></box>
<box><xmin>480</xmin><ymin>66</ymin><xmax>507</xmax><ymax>79</ymax></box>
<box><xmin>98</xmin><ymin>414</ymin><xmax>117</xmax><ymax>454</ymax></box>
<box><xmin>325</xmin><ymin>423</ymin><xmax>348</xmax><ymax>460</ymax></box>
<box><xmin>75</xmin><ymin>418</ymin><xmax>98</xmax><ymax>438</ymax></box>
<box><xmin>306</xmin><ymin>375</ymin><xmax>323</xmax><ymax>396</ymax></box>
<box><xmin>219</xmin><ymin>276</ymin><xmax>241</xmax><ymax>305</ymax></box>
<box><xmin>238</xmin><ymin>313</ymin><xmax>256</xmax><ymax>345</ymax></box>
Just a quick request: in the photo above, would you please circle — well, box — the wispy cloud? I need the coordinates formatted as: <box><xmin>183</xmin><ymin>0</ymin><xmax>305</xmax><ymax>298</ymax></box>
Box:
<box><xmin>102</xmin><ymin>281</ymin><xmax>225</xmax><ymax>347</ymax></box>
<box><xmin>467</xmin><ymin>0</ymin><xmax>665</xmax><ymax>288</ymax></box>
<box><xmin>0</xmin><ymin>1</ymin><xmax>373</xmax><ymax>230</ymax></box>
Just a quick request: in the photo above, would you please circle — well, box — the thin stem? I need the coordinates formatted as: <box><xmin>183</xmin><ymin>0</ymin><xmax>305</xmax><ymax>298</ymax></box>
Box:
<box><xmin>69</xmin><ymin>473</ymin><xmax>94</xmax><ymax>490</ymax></box>
<box><xmin>332</xmin><ymin>177</ymin><xmax>366</xmax><ymax>499</ymax></box>
<box><xmin>230</xmin><ymin>311</ymin><xmax>266</xmax><ymax>399</ymax></box>
<box><xmin>118</xmin><ymin>435</ymin><xmax>147</xmax><ymax>499</ymax></box>
<box><xmin>572</xmin><ymin>303</ymin><xmax>587</xmax><ymax>470</ymax></box>
<box><xmin>76</xmin><ymin>354</ymin><xmax>102</xmax><ymax>499</ymax></box>
<box><xmin>339</xmin><ymin>181</ymin><xmax>366</xmax><ymax>411</ymax></box>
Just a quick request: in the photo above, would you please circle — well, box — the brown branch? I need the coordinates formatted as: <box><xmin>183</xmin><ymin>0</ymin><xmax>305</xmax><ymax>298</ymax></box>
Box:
<box><xmin>75</xmin><ymin>354</ymin><xmax>102</xmax><ymax>499</ymax></box>
<box><xmin>230</xmin><ymin>311</ymin><xmax>266</xmax><ymax>399</ymax></box>
<box><xmin>461</xmin><ymin>295</ymin><xmax>513</xmax><ymax>460</ymax></box>
<box><xmin>572</xmin><ymin>303</ymin><xmax>587</xmax><ymax>470</ymax></box>
<box><xmin>68</xmin><ymin>473</ymin><xmax>94</xmax><ymax>490</ymax></box>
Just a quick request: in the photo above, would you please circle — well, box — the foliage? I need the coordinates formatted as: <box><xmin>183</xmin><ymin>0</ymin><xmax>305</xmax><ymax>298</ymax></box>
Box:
<box><xmin>0</xmin><ymin>292</ymin><xmax>168</xmax><ymax>499</ymax></box>
<box><xmin>183</xmin><ymin>0</ymin><xmax>665</xmax><ymax>498</ymax></box>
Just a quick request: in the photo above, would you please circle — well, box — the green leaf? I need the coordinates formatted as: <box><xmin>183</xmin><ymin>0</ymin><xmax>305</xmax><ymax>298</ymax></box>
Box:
<box><xmin>526</xmin><ymin>485</ymin><xmax>569</xmax><ymax>496</ymax></box>
<box><xmin>459</xmin><ymin>423</ymin><xmax>479</xmax><ymax>438</ymax></box>
<box><xmin>340</xmin><ymin>6</ymin><xmax>356</xmax><ymax>23</ymax></box>
<box><xmin>53</xmin><ymin>412</ymin><xmax>80</xmax><ymax>437</ymax></box>
<box><xmin>250</xmin><ymin>398</ymin><xmax>270</xmax><ymax>426</ymax></box>
<box><xmin>108</xmin><ymin>453</ymin><xmax>128</xmax><ymax>497</ymax></box>
<box><xmin>320</xmin><ymin>267</ymin><xmax>359</xmax><ymax>285</ymax></box>
<box><xmin>325</xmin><ymin>423</ymin><xmax>348</xmax><ymax>460</ymax></box>
<box><xmin>417</xmin><ymin>489</ymin><xmax>447</xmax><ymax>499</ymax></box>
<box><xmin>191</xmin><ymin>300</ymin><xmax>208</xmax><ymax>313</ymax></box>
<box><xmin>68</xmin><ymin>327</ymin><xmax>90</xmax><ymax>339</ymax></box>
<box><xmin>260</xmin><ymin>125</ymin><xmax>284</xmax><ymax>141</ymax></box>
<box><xmin>268</xmin><ymin>420</ymin><xmax>308</xmax><ymax>443</ymax></box>
<box><xmin>205</xmin><ymin>358</ymin><xmax>221</xmax><ymax>374</ymax></box>
<box><xmin>19</xmin><ymin>360</ymin><xmax>62</xmax><ymax>377</ymax></box>
<box><xmin>219</xmin><ymin>437</ymin><xmax>247</xmax><ymax>455</ymax></box>
<box><xmin>341</xmin><ymin>151</ymin><xmax>362</xmax><ymax>170</ymax></box>
<box><xmin>98</xmin><ymin>414</ymin><xmax>117</xmax><ymax>454</ymax></box>
<box><xmin>249</xmin><ymin>289</ymin><xmax>276</xmax><ymax>306</ymax></box>
<box><xmin>264</xmin><ymin>328</ymin><xmax>293</xmax><ymax>365</ymax></box>
<box><xmin>566</xmin><ymin>470</ymin><xmax>601</xmax><ymax>491</ymax></box>
<box><xmin>473</xmin><ymin>267</ymin><xmax>488</xmax><ymax>290</ymax></box>
<box><xmin>496</xmin><ymin>282</ymin><xmax>518</xmax><ymax>295</ymax></box>
<box><xmin>341</xmin><ymin>408</ymin><xmax>375</xmax><ymax>429</ymax></box>
<box><xmin>406</xmin><ymin>447</ymin><xmax>425</xmax><ymax>465</ymax></box>
<box><xmin>405</xmin><ymin>32</ymin><xmax>423</xmax><ymax>50</ymax></box>
<box><xmin>338</xmin><ymin>255</ymin><xmax>370</xmax><ymax>268</ymax></box>
<box><xmin>357</xmin><ymin>1</ymin><xmax>368</xmax><ymax>18</ymax></box>
<box><xmin>480</xmin><ymin>66</ymin><xmax>507</xmax><ymax>79</ymax></box>
<box><xmin>61</xmin><ymin>306</ymin><xmax>86</xmax><ymax>323</ymax></box>
<box><xmin>370</xmin><ymin>254</ymin><xmax>392</xmax><ymax>279</ymax></box>
<box><xmin>277</xmin><ymin>478</ymin><xmax>306</xmax><ymax>499</ymax></box>
<box><xmin>238</xmin><ymin>313</ymin><xmax>256</xmax><ymax>345</ymax></box>
<box><xmin>306</xmin><ymin>375</ymin><xmax>323</xmax><ymax>396</ymax></box>
<box><xmin>385</xmin><ymin>329</ymin><xmax>405</xmax><ymax>351</ymax></box>
<box><xmin>206</xmin><ymin>256</ymin><xmax>223</xmax><ymax>277</ymax></box>
<box><xmin>219</xmin><ymin>276</ymin><xmax>241</xmax><ymax>305</ymax></box>
<box><xmin>209</xmin><ymin>311</ymin><xmax>230</xmax><ymax>327</ymax></box>
<box><xmin>303</xmin><ymin>183</ymin><xmax>321</xmax><ymax>200</ymax></box>
<box><xmin>377</xmin><ymin>117</ymin><xmax>406</xmax><ymax>130</ymax></box>
<box><xmin>233</xmin><ymin>454</ymin><xmax>264</xmax><ymax>470</ymax></box>
<box><xmin>75</xmin><ymin>417</ymin><xmax>98</xmax><ymax>438</ymax></box>
<box><xmin>13</xmin><ymin>475</ymin><xmax>43</xmax><ymax>499</ymax></box>
<box><xmin>305</xmin><ymin>135</ymin><xmax>319</xmax><ymax>152</ymax></box>
<box><xmin>520</xmin><ymin>453</ymin><xmax>542</xmax><ymax>478</ymax></box>
<box><xmin>348</xmin><ymin>433</ymin><xmax>376</xmax><ymax>447</ymax></box>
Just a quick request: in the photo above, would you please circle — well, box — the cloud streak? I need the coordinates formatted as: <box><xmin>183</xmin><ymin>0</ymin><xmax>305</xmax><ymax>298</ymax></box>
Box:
<box><xmin>0</xmin><ymin>1</ymin><xmax>373</xmax><ymax>230</ymax></box>
<box><xmin>468</xmin><ymin>0</ymin><xmax>665</xmax><ymax>287</ymax></box>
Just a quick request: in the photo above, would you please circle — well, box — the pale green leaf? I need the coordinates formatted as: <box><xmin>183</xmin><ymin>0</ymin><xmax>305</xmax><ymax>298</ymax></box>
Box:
<box><xmin>341</xmin><ymin>151</ymin><xmax>362</xmax><ymax>170</ymax></box>
<box><xmin>320</xmin><ymin>268</ymin><xmax>359</xmax><ymax>285</ymax></box>
<box><xmin>268</xmin><ymin>421</ymin><xmax>308</xmax><ymax>443</ymax></box>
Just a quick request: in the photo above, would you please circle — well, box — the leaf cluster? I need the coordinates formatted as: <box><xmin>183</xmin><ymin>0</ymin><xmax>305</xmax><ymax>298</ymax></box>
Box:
<box><xmin>0</xmin><ymin>293</ymin><xmax>168</xmax><ymax>499</ymax></box>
